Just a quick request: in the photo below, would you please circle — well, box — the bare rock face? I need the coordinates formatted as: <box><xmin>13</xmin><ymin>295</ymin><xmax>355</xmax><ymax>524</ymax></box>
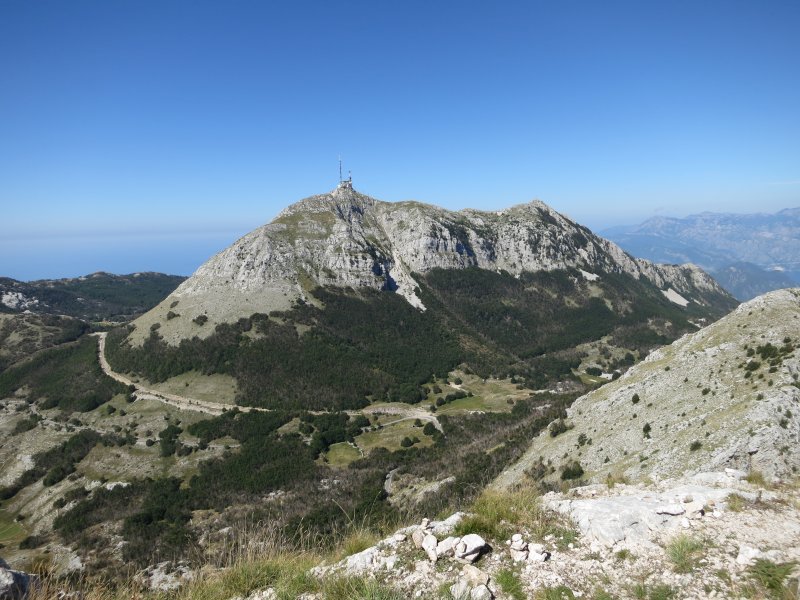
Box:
<box><xmin>130</xmin><ymin>185</ymin><xmax>733</xmax><ymax>344</ymax></box>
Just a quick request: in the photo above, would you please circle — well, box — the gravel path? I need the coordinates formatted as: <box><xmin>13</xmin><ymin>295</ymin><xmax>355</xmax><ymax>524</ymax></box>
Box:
<box><xmin>94</xmin><ymin>332</ymin><xmax>443</xmax><ymax>433</ymax></box>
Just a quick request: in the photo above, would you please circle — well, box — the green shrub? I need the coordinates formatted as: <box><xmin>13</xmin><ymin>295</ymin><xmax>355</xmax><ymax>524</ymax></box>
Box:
<box><xmin>159</xmin><ymin>424</ymin><xmax>182</xmax><ymax>457</ymax></box>
<box><xmin>18</xmin><ymin>535</ymin><xmax>45</xmax><ymax>549</ymax></box>
<box><xmin>560</xmin><ymin>461</ymin><xmax>584</xmax><ymax>480</ymax></box>
<box><xmin>549</xmin><ymin>418</ymin><xmax>568</xmax><ymax>437</ymax></box>
<box><xmin>12</xmin><ymin>415</ymin><xmax>40</xmax><ymax>435</ymax></box>
<box><xmin>725</xmin><ymin>493</ymin><xmax>748</xmax><ymax>512</ymax></box>
<box><xmin>0</xmin><ymin>336</ymin><xmax>126</xmax><ymax>413</ymax></box>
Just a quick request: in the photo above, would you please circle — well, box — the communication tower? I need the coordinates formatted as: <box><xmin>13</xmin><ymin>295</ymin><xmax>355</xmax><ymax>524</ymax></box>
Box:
<box><xmin>337</xmin><ymin>157</ymin><xmax>353</xmax><ymax>190</ymax></box>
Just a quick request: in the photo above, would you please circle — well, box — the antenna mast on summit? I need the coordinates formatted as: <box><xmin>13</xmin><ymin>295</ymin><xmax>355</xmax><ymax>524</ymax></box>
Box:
<box><xmin>337</xmin><ymin>156</ymin><xmax>353</xmax><ymax>190</ymax></box>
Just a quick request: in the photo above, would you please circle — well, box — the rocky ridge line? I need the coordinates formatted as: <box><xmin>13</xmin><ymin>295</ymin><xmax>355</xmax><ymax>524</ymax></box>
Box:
<box><xmin>131</xmin><ymin>186</ymin><xmax>733</xmax><ymax>344</ymax></box>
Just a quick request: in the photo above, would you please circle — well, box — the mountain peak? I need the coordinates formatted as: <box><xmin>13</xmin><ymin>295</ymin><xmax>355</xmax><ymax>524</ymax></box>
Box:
<box><xmin>129</xmin><ymin>189</ymin><xmax>735</xmax><ymax>344</ymax></box>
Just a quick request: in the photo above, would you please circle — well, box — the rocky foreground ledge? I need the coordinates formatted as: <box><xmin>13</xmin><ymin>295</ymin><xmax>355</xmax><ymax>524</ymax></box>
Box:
<box><xmin>0</xmin><ymin>557</ymin><xmax>36</xmax><ymax>600</ymax></box>
<box><xmin>232</xmin><ymin>471</ymin><xmax>799</xmax><ymax>599</ymax></box>
<box><xmin>4</xmin><ymin>471</ymin><xmax>798</xmax><ymax>599</ymax></box>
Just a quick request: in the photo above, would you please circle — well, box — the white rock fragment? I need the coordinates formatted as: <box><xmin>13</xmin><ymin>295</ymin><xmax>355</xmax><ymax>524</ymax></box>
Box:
<box><xmin>432</xmin><ymin>512</ymin><xmax>465</xmax><ymax>536</ymax></box>
<box><xmin>455</xmin><ymin>534</ymin><xmax>488</xmax><ymax>563</ymax></box>
<box><xmin>345</xmin><ymin>546</ymin><xmax>378</xmax><ymax>574</ymax></box>
<box><xmin>244</xmin><ymin>589</ymin><xmax>277</xmax><ymax>600</ymax></box>
<box><xmin>422</xmin><ymin>533</ymin><xmax>439</xmax><ymax>562</ymax></box>
<box><xmin>685</xmin><ymin>501</ymin><xmax>705</xmax><ymax>519</ymax></box>
<box><xmin>470</xmin><ymin>584</ymin><xmax>493</xmax><ymax>600</ymax></box>
<box><xmin>437</xmin><ymin>536</ymin><xmax>461</xmax><ymax>558</ymax></box>
<box><xmin>450</xmin><ymin>579</ymin><xmax>470</xmax><ymax>599</ymax></box>
<box><xmin>509</xmin><ymin>533</ymin><xmax>529</xmax><ymax>562</ymax></box>
<box><xmin>725</xmin><ymin>468</ymin><xmax>747</xmax><ymax>480</ymax></box>
<box><xmin>736</xmin><ymin>545</ymin><xmax>763</xmax><ymax>566</ymax></box>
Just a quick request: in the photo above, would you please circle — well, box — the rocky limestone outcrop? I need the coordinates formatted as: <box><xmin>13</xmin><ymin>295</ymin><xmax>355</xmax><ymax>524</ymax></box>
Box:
<box><xmin>0</xmin><ymin>559</ymin><xmax>37</xmax><ymax>600</ymax></box>
<box><xmin>233</xmin><ymin>471</ymin><xmax>800</xmax><ymax>600</ymax></box>
<box><xmin>130</xmin><ymin>185</ymin><xmax>734</xmax><ymax>344</ymax></box>
<box><xmin>494</xmin><ymin>288</ymin><xmax>800</xmax><ymax>489</ymax></box>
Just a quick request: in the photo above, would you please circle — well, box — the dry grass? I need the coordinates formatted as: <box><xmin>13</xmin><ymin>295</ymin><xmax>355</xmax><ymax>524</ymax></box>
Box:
<box><xmin>665</xmin><ymin>534</ymin><xmax>706</xmax><ymax>573</ymax></box>
<box><xmin>726</xmin><ymin>492</ymin><xmax>749</xmax><ymax>512</ymax></box>
<box><xmin>25</xmin><ymin>516</ymin><xmax>402</xmax><ymax>600</ymax></box>
<box><xmin>453</xmin><ymin>486</ymin><xmax>576</xmax><ymax>547</ymax></box>
<box><xmin>324</xmin><ymin>441</ymin><xmax>362</xmax><ymax>467</ymax></box>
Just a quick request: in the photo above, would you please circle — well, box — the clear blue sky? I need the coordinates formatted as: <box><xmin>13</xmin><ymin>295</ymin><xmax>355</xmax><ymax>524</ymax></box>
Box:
<box><xmin>2</xmin><ymin>0</ymin><xmax>799</xmax><ymax>280</ymax></box>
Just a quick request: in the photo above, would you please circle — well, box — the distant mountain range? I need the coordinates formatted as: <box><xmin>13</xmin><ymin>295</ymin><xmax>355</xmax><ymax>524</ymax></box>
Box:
<box><xmin>602</xmin><ymin>207</ymin><xmax>800</xmax><ymax>300</ymax></box>
<box><xmin>0</xmin><ymin>272</ymin><xmax>186</xmax><ymax>322</ymax></box>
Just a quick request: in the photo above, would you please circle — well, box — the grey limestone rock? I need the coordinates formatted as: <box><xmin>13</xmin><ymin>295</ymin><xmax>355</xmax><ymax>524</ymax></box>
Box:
<box><xmin>469</xmin><ymin>585</ymin><xmax>493</xmax><ymax>600</ymax></box>
<box><xmin>133</xmin><ymin>185</ymin><xmax>732</xmax><ymax>345</ymax></box>
<box><xmin>421</xmin><ymin>533</ymin><xmax>438</xmax><ymax>562</ymax></box>
<box><xmin>0</xmin><ymin>563</ymin><xmax>37</xmax><ymax>600</ymax></box>
<box><xmin>455</xmin><ymin>533</ymin><xmax>489</xmax><ymax>563</ymax></box>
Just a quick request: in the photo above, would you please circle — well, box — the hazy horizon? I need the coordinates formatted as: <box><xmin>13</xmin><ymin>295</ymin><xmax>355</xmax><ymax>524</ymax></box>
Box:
<box><xmin>2</xmin><ymin>199</ymin><xmax>798</xmax><ymax>281</ymax></box>
<box><xmin>2</xmin><ymin>0</ymin><xmax>798</xmax><ymax>280</ymax></box>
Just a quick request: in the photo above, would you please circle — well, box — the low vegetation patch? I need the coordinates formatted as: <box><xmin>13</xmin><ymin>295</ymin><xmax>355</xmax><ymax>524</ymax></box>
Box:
<box><xmin>725</xmin><ymin>493</ymin><xmax>748</xmax><ymax>512</ymax></box>
<box><xmin>495</xmin><ymin>568</ymin><xmax>526</xmax><ymax>600</ymax></box>
<box><xmin>632</xmin><ymin>583</ymin><xmax>676</xmax><ymax>600</ymax></box>
<box><xmin>1</xmin><ymin>429</ymin><xmax>103</xmax><ymax>500</ymax></box>
<box><xmin>665</xmin><ymin>534</ymin><xmax>705</xmax><ymax>573</ymax></box>
<box><xmin>747</xmin><ymin>558</ymin><xmax>797</xmax><ymax>598</ymax></box>
<box><xmin>535</xmin><ymin>585</ymin><xmax>576</xmax><ymax>600</ymax></box>
<box><xmin>453</xmin><ymin>487</ymin><xmax>575</xmax><ymax>547</ymax></box>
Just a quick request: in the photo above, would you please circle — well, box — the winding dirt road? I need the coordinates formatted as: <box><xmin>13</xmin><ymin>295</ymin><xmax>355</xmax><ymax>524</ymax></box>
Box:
<box><xmin>93</xmin><ymin>332</ymin><xmax>443</xmax><ymax>431</ymax></box>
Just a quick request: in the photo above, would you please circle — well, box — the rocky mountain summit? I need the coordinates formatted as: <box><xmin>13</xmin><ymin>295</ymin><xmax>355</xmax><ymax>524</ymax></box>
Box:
<box><xmin>495</xmin><ymin>288</ymin><xmax>800</xmax><ymax>489</ymax></box>
<box><xmin>134</xmin><ymin>185</ymin><xmax>733</xmax><ymax>344</ymax></box>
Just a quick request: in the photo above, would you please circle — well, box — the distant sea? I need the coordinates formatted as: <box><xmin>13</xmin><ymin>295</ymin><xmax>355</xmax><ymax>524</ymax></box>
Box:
<box><xmin>0</xmin><ymin>230</ymin><xmax>248</xmax><ymax>281</ymax></box>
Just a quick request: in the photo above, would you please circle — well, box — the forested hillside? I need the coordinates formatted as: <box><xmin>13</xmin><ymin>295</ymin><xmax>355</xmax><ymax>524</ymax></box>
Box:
<box><xmin>0</xmin><ymin>272</ymin><xmax>185</xmax><ymax>321</ymax></box>
<box><xmin>107</xmin><ymin>268</ymin><xmax>729</xmax><ymax>409</ymax></box>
